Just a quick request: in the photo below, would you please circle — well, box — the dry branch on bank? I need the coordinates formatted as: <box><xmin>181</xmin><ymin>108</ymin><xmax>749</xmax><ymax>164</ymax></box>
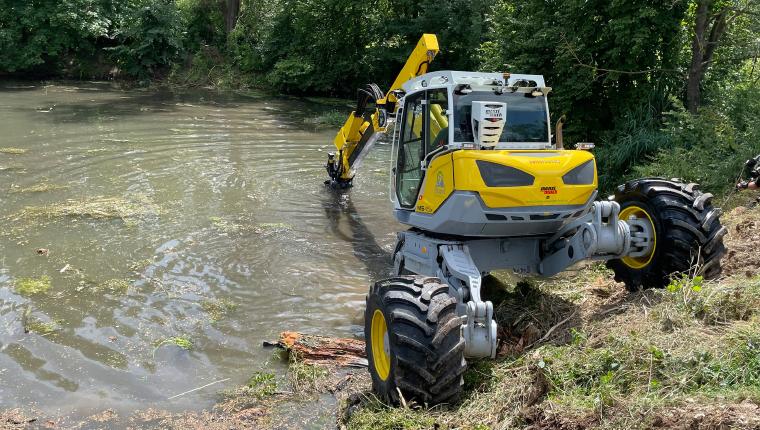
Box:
<box><xmin>271</xmin><ymin>331</ymin><xmax>367</xmax><ymax>368</ymax></box>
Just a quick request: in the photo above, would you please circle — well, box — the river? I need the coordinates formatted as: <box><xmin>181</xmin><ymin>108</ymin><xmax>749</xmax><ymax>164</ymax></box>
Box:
<box><xmin>0</xmin><ymin>82</ymin><xmax>398</xmax><ymax>420</ymax></box>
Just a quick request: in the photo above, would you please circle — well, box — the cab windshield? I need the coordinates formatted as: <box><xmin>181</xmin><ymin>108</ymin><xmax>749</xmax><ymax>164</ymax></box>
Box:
<box><xmin>454</xmin><ymin>91</ymin><xmax>549</xmax><ymax>144</ymax></box>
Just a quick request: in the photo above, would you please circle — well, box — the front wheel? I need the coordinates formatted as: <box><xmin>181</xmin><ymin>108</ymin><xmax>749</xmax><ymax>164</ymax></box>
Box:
<box><xmin>607</xmin><ymin>179</ymin><xmax>727</xmax><ymax>290</ymax></box>
<box><xmin>365</xmin><ymin>276</ymin><xmax>466</xmax><ymax>405</ymax></box>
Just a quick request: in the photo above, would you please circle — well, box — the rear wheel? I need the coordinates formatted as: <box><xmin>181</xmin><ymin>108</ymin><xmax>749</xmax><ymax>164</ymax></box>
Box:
<box><xmin>365</xmin><ymin>276</ymin><xmax>466</xmax><ymax>405</ymax></box>
<box><xmin>607</xmin><ymin>179</ymin><xmax>727</xmax><ymax>290</ymax></box>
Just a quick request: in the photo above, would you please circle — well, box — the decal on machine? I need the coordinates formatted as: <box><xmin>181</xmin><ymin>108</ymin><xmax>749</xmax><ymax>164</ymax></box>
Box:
<box><xmin>435</xmin><ymin>171</ymin><xmax>445</xmax><ymax>195</ymax></box>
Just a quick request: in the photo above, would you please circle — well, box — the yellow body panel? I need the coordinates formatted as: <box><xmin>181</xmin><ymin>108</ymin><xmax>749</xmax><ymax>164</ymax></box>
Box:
<box><xmin>418</xmin><ymin>150</ymin><xmax>597</xmax><ymax>213</ymax></box>
<box><xmin>416</xmin><ymin>154</ymin><xmax>455</xmax><ymax>214</ymax></box>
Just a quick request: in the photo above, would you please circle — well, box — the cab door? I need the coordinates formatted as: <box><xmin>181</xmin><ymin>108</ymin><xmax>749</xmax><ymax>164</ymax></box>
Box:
<box><xmin>395</xmin><ymin>89</ymin><xmax>449</xmax><ymax>209</ymax></box>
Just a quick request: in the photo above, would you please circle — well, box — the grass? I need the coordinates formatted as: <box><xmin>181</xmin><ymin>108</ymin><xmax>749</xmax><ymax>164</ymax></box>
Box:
<box><xmin>218</xmin><ymin>371</ymin><xmax>278</xmax><ymax>413</ymax></box>
<box><xmin>14</xmin><ymin>276</ymin><xmax>52</xmax><ymax>296</ymax></box>
<box><xmin>200</xmin><ymin>298</ymin><xmax>237</xmax><ymax>322</ymax></box>
<box><xmin>0</xmin><ymin>147</ymin><xmax>27</xmax><ymax>154</ymax></box>
<box><xmin>288</xmin><ymin>358</ymin><xmax>330</xmax><ymax>393</ymax></box>
<box><xmin>343</xmin><ymin>262</ymin><xmax>760</xmax><ymax>429</ymax></box>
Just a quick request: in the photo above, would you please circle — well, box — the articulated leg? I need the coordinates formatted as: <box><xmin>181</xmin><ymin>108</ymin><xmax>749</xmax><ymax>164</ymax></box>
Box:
<box><xmin>393</xmin><ymin>232</ymin><xmax>498</xmax><ymax>358</ymax></box>
<box><xmin>539</xmin><ymin>200</ymin><xmax>658</xmax><ymax>277</ymax></box>
<box><xmin>436</xmin><ymin>245</ymin><xmax>497</xmax><ymax>359</ymax></box>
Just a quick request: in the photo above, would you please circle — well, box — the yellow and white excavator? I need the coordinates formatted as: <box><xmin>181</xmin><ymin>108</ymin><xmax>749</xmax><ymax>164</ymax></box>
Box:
<box><xmin>325</xmin><ymin>34</ymin><xmax>727</xmax><ymax>405</ymax></box>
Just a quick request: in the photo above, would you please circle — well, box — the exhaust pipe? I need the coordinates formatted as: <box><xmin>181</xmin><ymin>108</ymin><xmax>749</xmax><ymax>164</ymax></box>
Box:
<box><xmin>555</xmin><ymin>115</ymin><xmax>566</xmax><ymax>150</ymax></box>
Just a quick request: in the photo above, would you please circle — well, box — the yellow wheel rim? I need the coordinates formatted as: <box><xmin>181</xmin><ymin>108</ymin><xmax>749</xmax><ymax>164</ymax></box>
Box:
<box><xmin>620</xmin><ymin>205</ymin><xmax>657</xmax><ymax>269</ymax></box>
<box><xmin>371</xmin><ymin>309</ymin><xmax>391</xmax><ymax>381</ymax></box>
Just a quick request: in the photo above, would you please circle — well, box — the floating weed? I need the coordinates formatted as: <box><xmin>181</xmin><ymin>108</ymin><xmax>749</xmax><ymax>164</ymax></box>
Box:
<box><xmin>201</xmin><ymin>298</ymin><xmax>237</xmax><ymax>322</ymax></box>
<box><xmin>255</xmin><ymin>222</ymin><xmax>291</xmax><ymax>234</ymax></box>
<box><xmin>95</xmin><ymin>279</ymin><xmax>131</xmax><ymax>295</ymax></box>
<box><xmin>12</xmin><ymin>183</ymin><xmax>68</xmax><ymax>194</ymax></box>
<box><xmin>14</xmin><ymin>276</ymin><xmax>52</xmax><ymax>296</ymax></box>
<box><xmin>25</xmin><ymin>318</ymin><xmax>61</xmax><ymax>335</ymax></box>
<box><xmin>0</xmin><ymin>147</ymin><xmax>27</xmax><ymax>154</ymax></box>
<box><xmin>129</xmin><ymin>258</ymin><xmax>153</xmax><ymax>272</ymax></box>
<box><xmin>16</xmin><ymin>195</ymin><xmax>159</xmax><ymax>221</ymax></box>
<box><xmin>209</xmin><ymin>216</ymin><xmax>242</xmax><ymax>234</ymax></box>
<box><xmin>155</xmin><ymin>336</ymin><xmax>193</xmax><ymax>351</ymax></box>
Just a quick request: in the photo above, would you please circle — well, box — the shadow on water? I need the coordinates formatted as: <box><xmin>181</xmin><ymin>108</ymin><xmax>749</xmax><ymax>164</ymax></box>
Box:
<box><xmin>321</xmin><ymin>187</ymin><xmax>393</xmax><ymax>283</ymax></box>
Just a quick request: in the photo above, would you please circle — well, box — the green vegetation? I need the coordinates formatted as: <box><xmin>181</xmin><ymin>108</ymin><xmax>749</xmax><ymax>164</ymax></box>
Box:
<box><xmin>288</xmin><ymin>358</ymin><xmax>329</xmax><ymax>393</ymax></box>
<box><xmin>343</xmin><ymin>257</ymin><xmax>760</xmax><ymax>429</ymax></box>
<box><xmin>18</xmin><ymin>196</ymin><xmax>159</xmax><ymax>221</ymax></box>
<box><xmin>2</xmin><ymin>1</ymin><xmax>758</xmax><ymax>192</ymax></box>
<box><xmin>14</xmin><ymin>276</ymin><xmax>52</xmax><ymax>296</ymax></box>
<box><xmin>304</xmin><ymin>110</ymin><xmax>349</xmax><ymax>129</ymax></box>
<box><xmin>155</xmin><ymin>336</ymin><xmax>193</xmax><ymax>350</ymax></box>
<box><xmin>246</xmin><ymin>371</ymin><xmax>277</xmax><ymax>396</ymax></box>
<box><xmin>95</xmin><ymin>279</ymin><xmax>132</xmax><ymax>295</ymax></box>
<box><xmin>25</xmin><ymin>318</ymin><xmax>61</xmax><ymax>335</ymax></box>
<box><xmin>200</xmin><ymin>298</ymin><xmax>236</xmax><ymax>322</ymax></box>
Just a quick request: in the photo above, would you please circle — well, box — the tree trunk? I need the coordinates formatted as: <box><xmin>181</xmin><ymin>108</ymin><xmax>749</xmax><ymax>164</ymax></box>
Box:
<box><xmin>224</xmin><ymin>0</ymin><xmax>241</xmax><ymax>33</ymax></box>
<box><xmin>687</xmin><ymin>1</ymin><xmax>730</xmax><ymax>114</ymax></box>
<box><xmin>687</xmin><ymin>0</ymin><xmax>710</xmax><ymax>114</ymax></box>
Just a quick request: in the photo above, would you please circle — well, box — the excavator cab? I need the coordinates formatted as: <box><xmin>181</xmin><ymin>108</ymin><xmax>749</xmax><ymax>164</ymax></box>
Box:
<box><xmin>391</xmin><ymin>72</ymin><xmax>554</xmax><ymax>213</ymax></box>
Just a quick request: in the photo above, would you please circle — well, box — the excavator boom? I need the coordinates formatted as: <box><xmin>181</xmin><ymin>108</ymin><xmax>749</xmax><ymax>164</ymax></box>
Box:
<box><xmin>325</xmin><ymin>34</ymin><xmax>439</xmax><ymax>187</ymax></box>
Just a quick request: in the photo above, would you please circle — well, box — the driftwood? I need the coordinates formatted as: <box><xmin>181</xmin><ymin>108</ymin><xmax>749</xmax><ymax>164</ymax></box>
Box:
<box><xmin>269</xmin><ymin>331</ymin><xmax>367</xmax><ymax>368</ymax></box>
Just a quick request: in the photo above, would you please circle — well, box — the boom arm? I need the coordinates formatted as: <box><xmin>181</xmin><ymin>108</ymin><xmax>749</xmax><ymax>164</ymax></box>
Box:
<box><xmin>325</xmin><ymin>34</ymin><xmax>440</xmax><ymax>187</ymax></box>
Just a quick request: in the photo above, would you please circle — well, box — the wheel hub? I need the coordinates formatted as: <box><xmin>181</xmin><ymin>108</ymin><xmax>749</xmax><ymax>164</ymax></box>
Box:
<box><xmin>620</xmin><ymin>205</ymin><xmax>656</xmax><ymax>269</ymax></box>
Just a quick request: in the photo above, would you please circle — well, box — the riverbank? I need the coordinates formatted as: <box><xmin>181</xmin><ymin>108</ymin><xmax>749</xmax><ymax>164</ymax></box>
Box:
<box><xmin>3</xmin><ymin>196</ymin><xmax>758</xmax><ymax>429</ymax></box>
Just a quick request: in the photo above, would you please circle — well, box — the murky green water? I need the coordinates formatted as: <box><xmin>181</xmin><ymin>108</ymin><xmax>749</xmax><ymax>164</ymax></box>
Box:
<box><xmin>0</xmin><ymin>82</ymin><xmax>398</xmax><ymax>418</ymax></box>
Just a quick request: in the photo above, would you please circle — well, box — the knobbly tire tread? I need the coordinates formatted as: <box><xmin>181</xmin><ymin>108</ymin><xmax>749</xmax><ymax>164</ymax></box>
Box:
<box><xmin>607</xmin><ymin>178</ymin><xmax>727</xmax><ymax>291</ymax></box>
<box><xmin>365</xmin><ymin>276</ymin><xmax>466</xmax><ymax>406</ymax></box>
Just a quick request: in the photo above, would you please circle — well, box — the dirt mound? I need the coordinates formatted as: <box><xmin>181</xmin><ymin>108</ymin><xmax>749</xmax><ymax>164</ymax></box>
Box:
<box><xmin>721</xmin><ymin>206</ymin><xmax>760</xmax><ymax>278</ymax></box>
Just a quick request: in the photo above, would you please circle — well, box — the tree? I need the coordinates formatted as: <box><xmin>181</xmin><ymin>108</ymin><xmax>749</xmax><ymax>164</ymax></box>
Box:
<box><xmin>687</xmin><ymin>0</ymin><xmax>759</xmax><ymax>113</ymax></box>
<box><xmin>224</xmin><ymin>0</ymin><xmax>240</xmax><ymax>32</ymax></box>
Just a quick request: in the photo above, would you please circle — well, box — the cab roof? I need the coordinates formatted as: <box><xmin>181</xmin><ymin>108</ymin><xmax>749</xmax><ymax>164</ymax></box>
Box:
<box><xmin>402</xmin><ymin>71</ymin><xmax>547</xmax><ymax>94</ymax></box>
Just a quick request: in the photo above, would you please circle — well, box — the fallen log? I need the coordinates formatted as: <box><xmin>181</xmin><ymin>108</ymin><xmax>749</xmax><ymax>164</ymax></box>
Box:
<box><xmin>266</xmin><ymin>331</ymin><xmax>367</xmax><ymax>368</ymax></box>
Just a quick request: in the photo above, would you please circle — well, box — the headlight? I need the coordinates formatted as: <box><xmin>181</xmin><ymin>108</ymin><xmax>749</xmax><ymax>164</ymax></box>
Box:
<box><xmin>563</xmin><ymin>160</ymin><xmax>596</xmax><ymax>185</ymax></box>
<box><xmin>476</xmin><ymin>160</ymin><xmax>534</xmax><ymax>187</ymax></box>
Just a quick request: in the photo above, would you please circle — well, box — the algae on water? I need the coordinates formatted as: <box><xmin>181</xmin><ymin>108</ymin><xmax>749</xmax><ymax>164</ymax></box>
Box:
<box><xmin>14</xmin><ymin>276</ymin><xmax>52</xmax><ymax>295</ymax></box>
<box><xmin>13</xmin><ymin>183</ymin><xmax>69</xmax><ymax>194</ymax></box>
<box><xmin>155</xmin><ymin>336</ymin><xmax>193</xmax><ymax>350</ymax></box>
<box><xmin>0</xmin><ymin>147</ymin><xmax>27</xmax><ymax>154</ymax></box>
<box><xmin>201</xmin><ymin>298</ymin><xmax>237</xmax><ymax>322</ymax></box>
<box><xmin>95</xmin><ymin>278</ymin><xmax>131</xmax><ymax>294</ymax></box>
<box><xmin>26</xmin><ymin>318</ymin><xmax>60</xmax><ymax>335</ymax></box>
<box><xmin>16</xmin><ymin>195</ymin><xmax>159</xmax><ymax>221</ymax></box>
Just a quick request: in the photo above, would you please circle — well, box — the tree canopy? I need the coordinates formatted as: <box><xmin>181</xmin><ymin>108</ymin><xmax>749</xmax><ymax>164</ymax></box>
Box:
<box><xmin>1</xmin><ymin>0</ymin><xmax>758</xmax><ymax>192</ymax></box>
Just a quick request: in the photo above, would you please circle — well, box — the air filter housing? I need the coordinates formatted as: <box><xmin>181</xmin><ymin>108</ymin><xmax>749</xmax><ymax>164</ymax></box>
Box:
<box><xmin>471</xmin><ymin>101</ymin><xmax>506</xmax><ymax>148</ymax></box>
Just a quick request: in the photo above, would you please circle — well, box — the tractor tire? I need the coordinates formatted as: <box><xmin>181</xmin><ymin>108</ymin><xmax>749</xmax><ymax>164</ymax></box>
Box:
<box><xmin>364</xmin><ymin>276</ymin><xmax>466</xmax><ymax>406</ymax></box>
<box><xmin>607</xmin><ymin>178</ymin><xmax>727</xmax><ymax>291</ymax></box>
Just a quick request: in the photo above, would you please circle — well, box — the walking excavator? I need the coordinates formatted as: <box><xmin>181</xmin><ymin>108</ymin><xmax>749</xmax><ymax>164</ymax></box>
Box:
<box><xmin>324</xmin><ymin>34</ymin><xmax>727</xmax><ymax>405</ymax></box>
